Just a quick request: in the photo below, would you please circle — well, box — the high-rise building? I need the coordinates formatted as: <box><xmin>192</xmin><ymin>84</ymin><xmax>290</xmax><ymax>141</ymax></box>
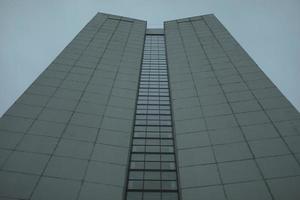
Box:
<box><xmin>0</xmin><ymin>12</ymin><xmax>300</xmax><ymax>200</ymax></box>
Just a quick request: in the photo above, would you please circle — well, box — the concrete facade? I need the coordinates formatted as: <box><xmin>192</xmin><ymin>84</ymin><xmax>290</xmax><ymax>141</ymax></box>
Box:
<box><xmin>0</xmin><ymin>13</ymin><xmax>146</xmax><ymax>200</ymax></box>
<box><xmin>0</xmin><ymin>12</ymin><xmax>300</xmax><ymax>200</ymax></box>
<box><xmin>165</xmin><ymin>15</ymin><xmax>300</xmax><ymax>200</ymax></box>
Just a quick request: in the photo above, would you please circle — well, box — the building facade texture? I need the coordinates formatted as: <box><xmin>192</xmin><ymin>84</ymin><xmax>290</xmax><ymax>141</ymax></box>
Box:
<box><xmin>0</xmin><ymin>12</ymin><xmax>300</xmax><ymax>200</ymax></box>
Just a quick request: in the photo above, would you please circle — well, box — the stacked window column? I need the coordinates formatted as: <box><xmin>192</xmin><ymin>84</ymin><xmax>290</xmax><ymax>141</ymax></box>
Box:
<box><xmin>125</xmin><ymin>35</ymin><xmax>179</xmax><ymax>200</ymax></box>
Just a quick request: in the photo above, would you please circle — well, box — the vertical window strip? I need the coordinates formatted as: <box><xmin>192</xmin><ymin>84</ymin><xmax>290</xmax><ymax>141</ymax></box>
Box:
<box><xmin>125</xmin><ymin>35</ymin><xmax>179</xmax><ymax>200</ymax></box>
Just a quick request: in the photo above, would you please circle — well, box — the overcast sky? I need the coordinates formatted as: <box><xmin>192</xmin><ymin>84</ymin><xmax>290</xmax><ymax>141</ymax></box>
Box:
<box><xmin>0</xmin><ymin>0</ymin><xmax>299</xmax><ymax>116</ymax></box>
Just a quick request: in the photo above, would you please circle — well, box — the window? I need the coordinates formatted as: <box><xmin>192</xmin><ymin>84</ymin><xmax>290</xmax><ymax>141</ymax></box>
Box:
<box><xmin>125</xmin><ymin>34</ymin><xmax>179</xmax><ymax>199</ymax></box>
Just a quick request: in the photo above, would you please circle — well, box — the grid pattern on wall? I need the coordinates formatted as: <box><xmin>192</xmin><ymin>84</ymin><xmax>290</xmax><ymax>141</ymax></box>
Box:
<box><xmin>0</xmin><ymin>13</ymin><xmax>147</xmax><ymax>200</ymax></box>
<box><xmin>125</xmin><ymin>35</ymin><xmax>179</xmax><ymax>200</ymax></box>
<box><xmin>165</xmin><ymin>15</ymin><xmax>300</xmax><ymax>200</ymax></box>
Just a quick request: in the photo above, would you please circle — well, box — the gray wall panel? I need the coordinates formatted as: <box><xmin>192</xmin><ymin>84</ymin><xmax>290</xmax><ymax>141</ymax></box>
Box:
<box><xmin>0</xmin><ymin>13</ymin><xmax>146</xmax><ymax>200</ymax></box>
<box><xmin>165</xmin><ymin>14</ymin><xmax>300</xmax><ymax>200</ymax></box>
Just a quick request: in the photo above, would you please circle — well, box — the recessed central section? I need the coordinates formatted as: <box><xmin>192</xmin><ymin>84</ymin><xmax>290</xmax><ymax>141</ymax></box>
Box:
<box><xmin>125</xmin><ymin>33</ymin><xmax>180</xmax><ymax>199</ymax></box>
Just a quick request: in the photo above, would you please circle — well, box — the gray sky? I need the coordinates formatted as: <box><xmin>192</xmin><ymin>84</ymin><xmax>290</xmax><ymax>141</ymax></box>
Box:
<box><xmin>0</xmin><ymin>0</ymin><xmax>299</xmax><ymax>116</ymax></box>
